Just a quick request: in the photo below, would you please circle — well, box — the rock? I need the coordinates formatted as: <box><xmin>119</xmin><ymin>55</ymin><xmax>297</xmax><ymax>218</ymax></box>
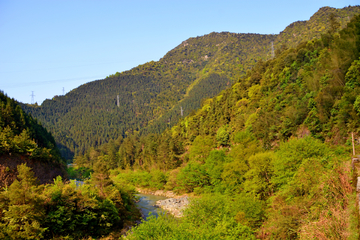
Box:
<box><xmin>154</xmin><ymin>196</ymin><xmax>189</xmax><ymax>217</ymax></box>
<box><xmin>136</xmin><ymin>188</ymin><xmax>182</xmax><ymax>198</ymax></box>
<box><xmin>135</xmin><ymin>188</ymin><xmax>190</xmax><ymax>217</ymax></box>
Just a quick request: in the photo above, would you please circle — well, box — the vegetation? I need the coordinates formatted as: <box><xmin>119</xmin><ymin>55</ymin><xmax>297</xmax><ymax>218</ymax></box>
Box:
<box><xmin>0</xmin><ymin>93</ymin><xmax>140</xmax><ymax>239</ymax></box>
<box><xmin>78</xmin><ymin>11</ymin><xmax>360</xmax><ymax>239</ymax></box>
<box><xmin>120</xmin><ymin>138</ymin><xmax>356</xmax><ymax>239</ymax></box>
<box><xmin>0</xmin><ymin>91</ymin><xmax>66</xmax><ymax>187</ymax></box>
<box><xmin>274</xmin><ymin>6</ymin><xmax>360</xmax><ymax>49</ymax></box>
<box><xmin>0</xmin><ymin>163</ymin><xmax>140</xmax><ymax>239</ymax></box>
<box><xmin>76</xmin><ymin>10</ymin><xmax>360</xmax><ymax>171</ymax></box>
<box><xmin>0</xmin><ymin>91</ymin><xmax>63</xmax><ymax>164</ymax></box>
<box><xmin>2</xmin><ymin>5</ymin><xmax>360</xmax><ymax>239</ymax></box>
<box><xmin>21</xmin><ymin>6</ymin><xmax>360</xmax><ymax>160</ymax></box>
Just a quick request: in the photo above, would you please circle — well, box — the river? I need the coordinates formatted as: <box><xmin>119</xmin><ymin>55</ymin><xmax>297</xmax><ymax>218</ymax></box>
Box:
<box><xmin>73</xmin><ymin>181</ymin><xmax>167</xmax><ymax>220</ymax></box>
<box><xmin>135</xmin><ymin>193</ymin><xmax>169</xmax><ymax>220</ymax></box>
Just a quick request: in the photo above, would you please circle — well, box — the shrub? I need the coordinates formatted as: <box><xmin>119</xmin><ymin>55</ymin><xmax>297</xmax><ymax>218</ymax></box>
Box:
<box><xmin>176</xmin><ymin>162</ymin><xmax>210</xmax><ymax>193</ymax></box>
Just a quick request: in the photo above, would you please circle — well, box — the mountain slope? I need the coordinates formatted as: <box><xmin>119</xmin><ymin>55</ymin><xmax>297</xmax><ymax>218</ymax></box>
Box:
<box><xmin>21</xmin><ymin>6</ymin><xmax>360</xmax><ymax>159</ymax></box>
<box><xmin>0</xmin><ymin>91</ymin><xmax>66</xmax><ymax>187</ymax></box>
<box><xmin>275</xmin><ymin>6</ymin><xmax>360</xmax><ymax>48</ymax></box>
<box><xmin>75</xmin><ymin>14</ymin><xmax>360</xmax><ymax>238</ymax></box>
<box><xmin>76</xmin><ymin>9</ymin><xmax>360</xmax><ymax>171</ymax></box>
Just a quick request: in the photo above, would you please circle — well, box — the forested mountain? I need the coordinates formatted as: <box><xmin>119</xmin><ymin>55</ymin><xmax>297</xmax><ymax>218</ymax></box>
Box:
<box><xmin>21</xmin><ymin>6</ymin><xmax>360</xmax><ymax>160</ymax></box>
<box><xmin>0</xmin><ymin>91</ymin><xmax>65</xmax><ymax>187</ymax></box>
<box><xmin>4</xmin><ymin>5</ymin><xmax>360</xmax><ymax>239</ymax></box>
<box><xmin>75</xmin><ymin>12</ymin><xmax>360</xmax><ymax>239</ymax></box>
<box><xmin>76</xmin><ymin>8</ymin><xmax>360</xmax><ymax>172</ymax></box>
<box><xmin>0</xmin><ymin>92</ymin><xmax>141</xmax><ymax>239</ymax></box>
<box><xmin>275</xmin><ymin>6</ymin><xmax>360</xmax><ymax>48</ymax></box>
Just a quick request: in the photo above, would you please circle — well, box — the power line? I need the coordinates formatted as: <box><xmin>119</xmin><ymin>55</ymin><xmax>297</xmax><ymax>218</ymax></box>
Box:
<box><xmin>2</xmin><ymin>75</ymin><xmax>106</xmax><ymax>89</ymax></box>
<box><xmin>0</xmin><ymin>60</ymin><xmax>126</xmax><ymax>74</ymax></box>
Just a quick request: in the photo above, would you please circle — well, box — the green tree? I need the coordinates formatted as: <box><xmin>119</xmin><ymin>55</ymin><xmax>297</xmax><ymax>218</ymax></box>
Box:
<box><xmin>189</xmin><ymin>135</ymin><xmax>214</xmax><ymax>162</ymax></box>
<box><xmin>203</xmin><ymin>150</ymin><xmax>228</xmax><ymax>189</ymax></box>
<box><xmin>92</xmin><ymin>161</ymin><xmax>111</xmax><ymax>197</ymax></box>
<box><xmin>216</xmin><ymin>125</ymin><xmax>230</xmax><ymax>146</ymax></box>
<box><xmin>329</xmin><ymin>12</ymin><xmax>340</xmax><ymax>34</ymax></box>
<box><xmin>244</xmin><ymin>151</ymin><xmax>275</xmax><ymax>199</ymax></box>
<box><xmin>272</xmin><ymin>137</ymin><xmax>328</xmax><ymax>189</ymax></box>
<box><xmin>176</xmin><ymin>162</ymin><xmax>210</xmax><ymax>193</ymax></box>
<box><xmin>0</xmin><ymin>164</ymin><xmax>46</xmax><ymax>239</ymax></box>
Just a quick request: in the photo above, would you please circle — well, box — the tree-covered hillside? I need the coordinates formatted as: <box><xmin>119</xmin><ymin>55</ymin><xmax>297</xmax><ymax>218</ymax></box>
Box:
<box><xmin>76</xmin><ymin>11</ymin><xmax>360</xmax><ymax>171</ymax></box>
<box><xmin>75</xmin><ymin>12</ymin><xmax>360</xmax><ymax>239</ymax></box>
<box><xmin>21</xmin><ymin>6</ymin><xmax>360</xmax><ymax>160</ymax></box>
<box><xmin>0</xmin><ymin>91</ymin><xmax>65</xmax><ymax>187</ymax></box>
<box><xmin>0</xmin><ymin>95</ymin><xmax>139</xmax><ymax>239</ymax></box>
<box><xmin>275</xmin><ymin>6</ymin><xmax>360</xmax><ymax>49</ymax></box>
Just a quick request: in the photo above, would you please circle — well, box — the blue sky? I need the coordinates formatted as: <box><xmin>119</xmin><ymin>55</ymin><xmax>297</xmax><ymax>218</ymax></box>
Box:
<box><xmin>0</xmin><ymin>0</ymin><xmax>358</xmax><ymax>104</ymax></box>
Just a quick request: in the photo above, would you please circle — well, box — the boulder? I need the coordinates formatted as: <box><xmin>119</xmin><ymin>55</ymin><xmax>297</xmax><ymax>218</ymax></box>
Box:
<box><xmin>154</xmin><ymin>196</ymin><xmax>189</xmax><ymax>217</ymax></box>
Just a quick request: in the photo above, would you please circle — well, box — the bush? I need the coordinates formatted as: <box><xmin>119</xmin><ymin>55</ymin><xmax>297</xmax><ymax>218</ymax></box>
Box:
<box><xmin>272</xmin><ymin>137</ymin><xmax>328</xmax><ymax>189</ymax></box>
<box><xmin>126</xmin><ymin>193</ymin><xmax>258</xmax><ymax>240</ymax></box>
<box><xmin>149</xmin><ymin>170</ymin><xmax>168</xmax><ymax>190</ymax></box>
<box><xmin>203</xmin><ymin>150</ymin><xmax>228</xmax><ymax>190</ymax></box>
<box><xmin>0</xmin><ymin>165</ymin><xmax>140</xmax><ymax>239</ymax></box>
<box><xmin>216</xmin><ymin>125</ymin><xmax>230</xmax><ymax>146</ymax></box>
<box><xmin>176</xmin><ymin>162</ymin><xmax>210</xmax><ymax>193</ymax></box>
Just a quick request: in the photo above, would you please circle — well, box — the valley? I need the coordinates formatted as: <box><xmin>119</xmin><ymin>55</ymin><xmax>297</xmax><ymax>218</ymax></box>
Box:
<box><xmin>1</xmin><ymin>5</ymin><xmax>360</xmax><ymax>239</ymax></box>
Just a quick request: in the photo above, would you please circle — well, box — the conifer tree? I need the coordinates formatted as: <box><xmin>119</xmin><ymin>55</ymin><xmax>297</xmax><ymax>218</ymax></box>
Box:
<box><xmin>91</xmin><ymin>161</ymin><xmax>111</xmax><ymax>197</ymax></box>
<box><xmin>0</xmin><ymin>164</ymin><xmax>46</xmax><ymax>239</ymax></box>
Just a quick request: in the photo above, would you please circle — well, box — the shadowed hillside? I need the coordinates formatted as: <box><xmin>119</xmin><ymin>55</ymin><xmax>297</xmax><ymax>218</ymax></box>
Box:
<box><xmin>0</xmin><ymin>92</ymin><xmax>66</xmax><ymax>187</ymax></box>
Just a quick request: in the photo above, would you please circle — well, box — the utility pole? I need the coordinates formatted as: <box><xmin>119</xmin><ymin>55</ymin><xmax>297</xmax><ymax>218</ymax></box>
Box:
<box><xmin>271</xmin><ymin>41</ymin><xmax>275</xmax><ymax>59</ymax></box>
<box><xmin>352</xmin><ymin>131</ymin><xmax>356</xmax><ymax>156</ymax></box>
<box><xmin>180</xmin><ymin>106</ymin><xmax>184</xmax><ymax>117</ymax></box>
<box><xmin>117</xmin><ymin>95</ymin><xmax>120</xmax><ymax>107</ymax></box>
<box><xmin>30</xmin><ymin>91</ymin><xmax>35</xmax><ymax>104</ymax></box>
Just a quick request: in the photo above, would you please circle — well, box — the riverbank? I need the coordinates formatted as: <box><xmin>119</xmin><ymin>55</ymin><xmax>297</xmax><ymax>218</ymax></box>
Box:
<box><xmin>136</xmin><ymin>188</ymin><xmax>186</xmax><ymax>198</ymax></box>
<box><xmin>154</xmin><ymin>196</ymin><xmax>189</xmax><ymax>217</ymax></box>
<box><xmin>136</xmin><ymin>188</ymin><xmax>191</xmax><ymax>217</ymax></box>
<box><xmin>135</xmin><ymin>194</ymin><xmax>168</xmax><ymax>220</ymax></box>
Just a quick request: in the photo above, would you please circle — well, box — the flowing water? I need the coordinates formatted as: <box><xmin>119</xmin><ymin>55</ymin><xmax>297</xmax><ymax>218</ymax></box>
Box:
<box><xmin>72</xmin><ymin>181</ymin><xmax>167</xmax><ymax>221</ymax></box>
<box><xmin>135</xmin><ymin>194</ymin><xmax>169</xmax><ymax>220</ymax></box>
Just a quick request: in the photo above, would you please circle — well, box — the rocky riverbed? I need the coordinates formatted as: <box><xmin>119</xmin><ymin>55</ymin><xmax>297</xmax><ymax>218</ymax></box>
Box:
<box><xmin>135</xmin><ymin>194</ymin><xmax>168</xmax><ymax>220</ymax></box>
<box><xmin>154</xmin><ymin>196</ymin><xmax>189</xmax><ymax>217</ymax></box>
<box><xmin>136</xmin><ymin>188</ymin><xmax>190</xmax><ymax>217</ymax></box>
<box><xmin>136</xmin><ymin>188</ymin><xmax>182</xmax><ymax>198</ymax></box>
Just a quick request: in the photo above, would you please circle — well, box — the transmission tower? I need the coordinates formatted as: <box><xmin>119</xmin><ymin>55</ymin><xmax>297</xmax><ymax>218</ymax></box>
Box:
<box><xmin>271</xmin><ymin>41</ymin><xmax>275</xmax><ymax>59</ymax></box>
<box><xmin>30</xmin><ymin>91</ymin><xmax>35</xmax><ymax>104</ymax></box>
<box><xmin>62</xmin><ymin>87</ymin><xmax>65</xmax><ymax>95</ymax></box>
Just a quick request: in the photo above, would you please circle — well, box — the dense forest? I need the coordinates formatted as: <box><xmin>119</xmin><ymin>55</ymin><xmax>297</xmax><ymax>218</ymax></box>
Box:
<box><xmin>0</xmin><ymin>92</ymin><xmax>141</xmax><ymax>239</ymax></box>
<box><xmin>2</xmin><ymin>5</ymin><xmax>360</xmax><ymax>239</ymax></box>
<box><xmin>21</xmin><ymin>6</ymin><xmax>360</xmax><ymax>160</ymax></box>
<box><xmin>76</xmin><ymin>8</ymin><xmax>360</xmax><ymax>171</ymax></box>
<box><xmin>0</xmin><ymin>92</ymin><xmax>66</xmax><ymax>187</ymax></box>
<box><xmin>0</xmin><ymin>92</ymin><xmax>61</xmax><ymax>160</ymax></box>
<box><xmin>0</xmin><ymin>162</ymin><xmax>141</xmax><ymax>239</ymax></box>
<box><xmin>73</xmin><ymin>10</ymin><xmax>360</xmax><ymax>239</ymax></box>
